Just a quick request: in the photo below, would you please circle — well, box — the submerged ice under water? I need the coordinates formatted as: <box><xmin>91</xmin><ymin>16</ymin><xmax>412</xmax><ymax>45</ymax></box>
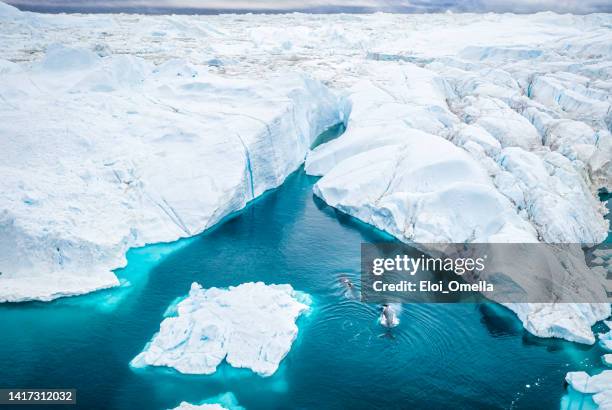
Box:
<box><xmin>0</xmin><ymin>167</ymin><xmax>610</xmax><ymax>409</ymax></box>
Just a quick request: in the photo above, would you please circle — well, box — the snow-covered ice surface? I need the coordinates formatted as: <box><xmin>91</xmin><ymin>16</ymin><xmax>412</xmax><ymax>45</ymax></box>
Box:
<box><xmin>301</xmin><ymin>13</ymin><xmax>612</xmax><ymax>343</ymax></box>
<box><xmin>566</xmin><ymin>371</ymin><xmax>612</xmax><ymax>409</ymax></box>
<box><xmin>131</xmin><ymin>282</ymin><xmax>311</xmax><ymax>377</ymax></box>
<box><xmin>601</xmin><ymin>330</ymin><xmax>612</xmax><ymax>351</ymax></box>
<box><xmin>0</xmin><ymin>2</ymin><xmax>611</xmax><ymax>341</ymax></box>
<box><xmin>173</xmin><ymin>403</ymin><xmax>225</xmax><ymax>410</ymax></box>
<box><xmin>0</xmin><ymin>3</ymin><xmax>345</xmax><ymax>302</ymax></box>
<box><xmin>170</xmin><ymin>392</ymin><xmax>243</xmax><ymax>410</ymax></box>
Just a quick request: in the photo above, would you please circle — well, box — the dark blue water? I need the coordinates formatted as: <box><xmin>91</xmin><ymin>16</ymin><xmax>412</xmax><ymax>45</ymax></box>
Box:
<box><xmin>0</xmin><ymin>168</ymin><xmax>609</xmax><ymax>410</ymax></box>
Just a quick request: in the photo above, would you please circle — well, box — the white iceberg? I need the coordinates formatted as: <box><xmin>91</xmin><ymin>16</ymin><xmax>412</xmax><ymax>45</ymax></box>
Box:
<box><xmin>305</xmin><ymin>25</ymin><xmax>610</xmax><ymax>344</ymax></box>
<box><xmin>170</xmin><ymin>392</ymin><xmax>243</xmax><ymax>410</ymax></box>
<box><xmin>566</xmin><ymin>371</ymin><xmax>612</xmax><ymax>409</ymax></box>
<box><xmin>0</xmin><ymin>3</ymin><xmax>346</xmax><ymax>302</ymax></box>
<box><xmin>173</xmin><ymin>404</ymin><xmax>225</xmax><ymax>410</ymax></box>
<box><xmin>601</xmin><ymin>331</ymin><xmax>612</xmax><ymax>351</ymax></box>
<box><xmin>131</xmin><ymin>282</ymin><xmax>311</xmax><ymax>377</ymax></box>
<box><xmin>307</xmin><ymin>62</ymin><xmax>609</xmax><ymax>344</ymax></box>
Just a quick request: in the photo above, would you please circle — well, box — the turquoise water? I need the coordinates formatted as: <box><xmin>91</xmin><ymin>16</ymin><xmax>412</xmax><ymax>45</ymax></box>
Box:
<box><xmin>0</xmin><ymin>169</ymin><xmax>610</xmax><ymax>410</ymax></box>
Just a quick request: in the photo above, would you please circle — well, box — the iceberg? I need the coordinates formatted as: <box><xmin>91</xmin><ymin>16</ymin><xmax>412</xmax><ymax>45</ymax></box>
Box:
<box><xmin>131</xmin><ymin>282</ymin><xmax>311</xmax><ymax>377</ymax></box>
<box><xmin>170</xmin><ymin>392</ymin><xmax>243</xmax><ymax>410</ymax></box>
<box><xmin>601</xmin><ymin>331</ymin><xmax>612</xmax><ymax>351</ymax></box>
<box><xmin>309</xmin><ymin>77</ymin><xmax>609</xmax><ymax>341</ymax></box>
<box><xmin>305</xmin><ymin>23</ymin><xmax>610</xmax><ymax>344</ymax></box>
<box><xmin>0</xmin><ymin>2</ymin><xmax>346</xmax><ymax>302</ymax></box>
<box><xmin>566</xmin><ymin>371</ymin><xmax>612</xmax><ymax>409</ymax></box>
<box><xmin>173</xmin><ymin>404</ymin><xmax>225</xmax><ymax>410</ymax></box>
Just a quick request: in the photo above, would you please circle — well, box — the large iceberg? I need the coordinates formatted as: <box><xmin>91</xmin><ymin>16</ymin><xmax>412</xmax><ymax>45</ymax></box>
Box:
<box><xmin>308</xmin><ymin>61</ymin><xmax>610</xmax><ymax>343</ymax></box>
<box><xmin>131</xmin><ymin>282</ymin><xmax>311</xmax><ymax>377</ymax></box>
<box><xmin>0</xmin><ymin>4</ymin><xmax>346</xmax><ymax>302</ymax></box>
<box><xmin>305</xmin><ymin>28</ymin><xmax>611</xmax><ymax>343</ymax></box>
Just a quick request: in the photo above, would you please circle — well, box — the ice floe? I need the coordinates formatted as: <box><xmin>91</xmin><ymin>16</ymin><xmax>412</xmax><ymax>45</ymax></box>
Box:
<box><xmin>566</xmin><ymin>371</ymin><xmax>612</xmax><ymax>409</ymax></box>
<box><xmin>173</xmin><ymin>403</ymin><xmax>225</xmax><ymax>410</ymax></box>
<box><xmin>170</xmin><ymin>392</ymin><xmax>243</xmax><ymax>410</ymax></box>
<box><xmin>600</xmin><ymin>331</ymin><xmax>612</xmax><ymax>351</ymax></box>
<box><xmin>131</xmin><ymin>282</ymin><xmax>310</xmax><ymax>377</ymax></box>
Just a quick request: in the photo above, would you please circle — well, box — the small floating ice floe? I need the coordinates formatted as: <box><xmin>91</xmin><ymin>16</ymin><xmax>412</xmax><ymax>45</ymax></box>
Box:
<box><xmin>603</xmin><ymin>355</ymin><xmax>612</xmax><ymax>367</ymax></box>
<box><xmin>566</xmin><ymin>371</ymin><xmax>612</xmax><ymax>409</ymax></box>
<box><xmin>599</xmin><ymin>331</ymin><xmax>612</xmax><ymax>351</ymax></box>
<box><xmin>172</xmin><ymin>403</ymin><xmax>225</xmax><ymax>410</ymax></box>
<box><xmin>379</xmin><ymin>304</ymin><xmax>400</xmax><ymax>328</ymax></box>
<box><xmin>131</xmin><ymin>282</ymin><xmax>311</xmax><ymax>377</ymax></box>
<box><xmin>170</xmin><ymin>392</ymin><xmax>243</xmax><ymax>410</ymax></box>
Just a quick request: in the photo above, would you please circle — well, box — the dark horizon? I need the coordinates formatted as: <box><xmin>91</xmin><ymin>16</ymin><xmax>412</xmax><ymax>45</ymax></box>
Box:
<box><xmin>6</xmin><ymin>3</ymin><xmax>444</xmax><ymax>14</ymax></box>
<box><xmin>6</xmin><ymin>0</ymin><xmax>612</xmax><ymax>15</ymax></box>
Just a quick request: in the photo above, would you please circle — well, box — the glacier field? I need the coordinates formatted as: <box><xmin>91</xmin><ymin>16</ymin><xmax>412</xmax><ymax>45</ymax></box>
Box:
<box><xmin>1</xmin><ymin>0</ymin><xmax>610</xmax><ymax>343</ymax></box>
<box><xmin>0</xmin><ymin>1</ymin><xmax>612</xmax><ymax>406</ymax></box>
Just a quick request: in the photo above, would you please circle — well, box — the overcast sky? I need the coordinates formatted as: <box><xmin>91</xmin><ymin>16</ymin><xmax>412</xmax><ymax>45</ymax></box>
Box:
<box><xmin>7</xmin><ymin>0</ymin><xmax>612</xmax><ymax>14</ymax></box>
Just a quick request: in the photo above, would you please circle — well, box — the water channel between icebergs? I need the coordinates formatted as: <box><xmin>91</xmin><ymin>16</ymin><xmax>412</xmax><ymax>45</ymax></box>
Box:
<box><xmin>0</xmin><ymin>125</ymin><xmax>610</xmax><ymax>409</ymax></box>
